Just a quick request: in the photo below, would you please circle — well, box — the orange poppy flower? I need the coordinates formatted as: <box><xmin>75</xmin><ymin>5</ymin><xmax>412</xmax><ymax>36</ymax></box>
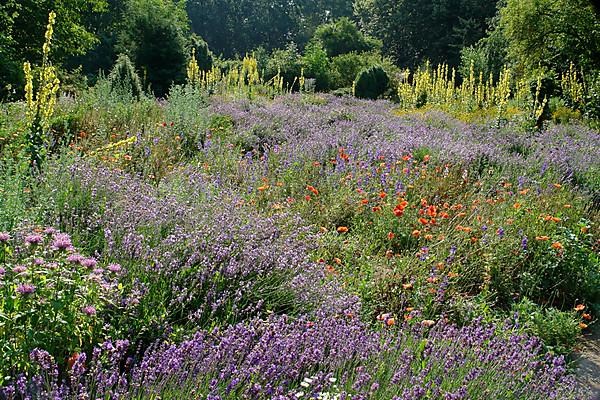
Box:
<box><xmin>418</xmin><ymin>218</ymin><xmax>429</xmax><ymax>225</ymax></box>
<box><xmin>305</xmin><ymin>195</ymin><xmax>312</xmax><ymax>201</ymax></box>
<box><xmin>513</xmin><ymin>203</ymin><xmax>521</xmax><ymax>209</ymax></box>
<box><xmin>574</xmin><ymin>304</ymin><xmax>586</xmax><ymax>311</ymax></box>
<box><xmin>387</xmin><ymin>232</ymin><xmax>395</xmax><ymax>240</ymax></box>
<box><xmin>427</xmin><ymin>205</ymin><xmax>437</xmax><ymax>217</ymax></box>
<box><xmin>379</xmin><ymin>191</ymin><xmax>387</xmax><ymax>199</ymax></box>
<box><xmin>579</xmin><ymin>322</ymin><xmax>588</xmax><ymax>329</ymax></box>
<box><xmin>564</xmin><ymin>204</ymin><xmax>572</xmax><ymax>209</ymax></box>
<box><xmin>334</xmin><ymin>257</ymin><xmax>342</xmax><ymax>265</ymax></box>
<box><xmin>360</xmin><ymin>198</ymin><xmax>369</xmax><ymax>205</ymax></box>
<box><xmin>402</xmin><ymin>283</ymin><xmax>413</xmax><ymax>290</ymax></box>
<box><xmin>553</xmin><ymin>183</ymin><xmax>562</xmax><ymax>189</ymax></box>
<box><xmin>423</xmin><ymin>154</ymin><xmax>431</xmax><ymax>162</ymax></box>
<box><xmin>337</xmin><ymin>226</ymin><xmax>349</xmax><ymax>233</ymax></box>
<box><xmin>372</xmin><ymin>206</ymin><xmax>382</xmax><ymax>212</ymax></box>
<box><xmin>535</xmin><ymin>236</ymin><xmax>550</xmax><ymax>241</ymax></box>
<box><xmin>386</xmin><ymin>318</ymin><xmax>396</xmax><ymax>326</ymax></box>
<box><xmin>519</xmin><ymin>189</ymin><xmax>530</xmax><ymax>195</ymax></box>
<box><xmin>67</xmin><ymin>353</ymin><xmax>80</xmax><ymax>370</ymax></box>
<box><xmin>412</xmin><ymin>230</ymin><xmax>421</xmax><ymax>238</ymax></box>
<box><xmin>405</xmin><ymin>307</ymin><xmax>414</xmax><ymax>312</ymax></box>
<box><xmin>551</xmin><ymin>242</ymin><xmax>564</xmax><ymax>250</ymax></box>
<box><xmin>582</xmin><ymin>313</ymin><xmax>592</xmax><ymax>321</ymax></box>
<box><xmin>424</xmin><ymin>234</ymin><xmax>433</xmax><ymax>240</ymax></box>
<box><xmin>306</xmin><ymin>185</ymin><xmax>319</xmax><ymax>195</ymax></box>
<box><xmin>258</xmin><ymin>185</ymin><xmax>269</xmax><ymax>191</ymax></box>
<box><xmin>421</xmin><ymin>320</ymin><xmax>436</xmax><ymax>328</ymax></box>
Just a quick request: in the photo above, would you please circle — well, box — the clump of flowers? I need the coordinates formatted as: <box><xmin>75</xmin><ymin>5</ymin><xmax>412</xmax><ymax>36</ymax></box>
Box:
<box><xmin>6</xmin><ymin>315</ymin><xmax>590</xmax><ymax>399</ymax></box>
<box><xmin>0</xmin><ymin>228</ymin><xmax>122</xmax><ymax>384</ymax></box>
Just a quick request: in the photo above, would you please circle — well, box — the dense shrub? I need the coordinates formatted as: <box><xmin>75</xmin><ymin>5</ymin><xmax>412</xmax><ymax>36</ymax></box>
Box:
<box><xmin>265</xmin><ymin>44</ymin><xmax>302</xmax><ymax>90</ymax></box>
<box><xmin>354</xmin><ymin>65</ymin><xmax>390</xmax><ymax>99</ymax></box>
<box><xmin>312</xmin><ymin>17</ymin><xmax>381</xmax><ymax>58</ymax></box>
<box><xmin>301</xmin><ymin>41</ymin><xmax>331</xmax><ymax>91</ymax></box>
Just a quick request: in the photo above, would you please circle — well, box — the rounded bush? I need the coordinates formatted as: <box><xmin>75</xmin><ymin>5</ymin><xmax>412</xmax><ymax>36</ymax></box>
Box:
<box><xmin>354</xmin><ymin>65</ymin><xmax>389</xmax><ymax>99</ymax></box>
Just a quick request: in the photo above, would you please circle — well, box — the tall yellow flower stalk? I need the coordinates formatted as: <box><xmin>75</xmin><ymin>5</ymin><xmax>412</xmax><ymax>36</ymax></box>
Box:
<box><xmin>23</xmin><ymin>11</ymin><xmax>60</xmax><ymax>170</ymax></box>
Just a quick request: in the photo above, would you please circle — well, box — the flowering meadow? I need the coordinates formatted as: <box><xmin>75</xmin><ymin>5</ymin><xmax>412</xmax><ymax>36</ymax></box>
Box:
<box><xmin>0</xmin><ymin>89</ymin><xmax>598</xmax><ymax>399</ymax></box>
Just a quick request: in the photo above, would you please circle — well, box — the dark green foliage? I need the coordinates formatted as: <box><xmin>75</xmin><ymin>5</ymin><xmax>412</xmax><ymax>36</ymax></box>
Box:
<box><xmin>499</xmin><ymin>0</ymin><xmax>600</xmax><ymax>77</ymax></box>
<box><xmin>330</xmin><ymin>51</ymin><xmax>396</xmax><ymax>89</ymax></box>
<box><xmin>189</xmin><ymin>34</ymin><xmax>213</xmax><ymax>71</ymax></box>
<box><xmin>459</xmin><ymin>15</ymin><xmax>508</xmax><ymax>81</ymax></box>
<box><xmin>355</xmin><ymin>0</ymin><xmax>498</xmax><ymax>67</ymax></box>
<box><xmin>312</xmin><ymin>17</ymin><xmax>381</xmax><ymax>58</ymax></box>
<box><xmin>0</xmin><ymin>0</ymin><xmax>108</xmax><ymax>97</ymax></box>
<box><xmin>186</xmin><ymin>0</ymin><xmax>354</xmax><ymax>58</ymax></box>
<box><xmin>108</xmin><ymin>54</ymin><xmax>143</xmax><ymax>99</ymax></box>
<box><xmin>354</xmin><ymin>65</ymin><xmax>389</xmax><ymax>99</ymax></box>
<box><xmin>583</xmin><ymin>71</ymin><xmax>600</xmax><ymax>120</ymax></box>
<box><xmin>118</xmin><ymin>0</ymin><xmax>190</xmax><ymax>97</ymax></box>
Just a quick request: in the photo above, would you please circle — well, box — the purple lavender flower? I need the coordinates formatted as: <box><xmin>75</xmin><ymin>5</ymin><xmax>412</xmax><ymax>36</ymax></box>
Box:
<box><xmin>0</xmin><ymin>232</ymin><xmax>10</xmax><ymax>242</ymax></box>
<box><xmin>521</xmin><ymin>236</ymin><xmax>528</xmax><ymax>251</ymax></box>
<box><xmin>0</xmin><ymin>267</ymin><xmax>5</xmax><ymax>277</ymax></box>
<box><xmin>496</xmin><ymin>227</ymin><xmax>505</xmax><ymax>238</ymax></box>
<box><xmin>33</xmin><ymin>258</ymin><xmax>45</xmax><ymax>266</ymax></box>
<box><xmin>16</xmin><ymin>284</ymin><xmax>36</xmax><ymax>295</ymax></box>
<box><xmin>29</xmin><ymin>349</ymin><xmax>55</xmax><ymax>371</ymax></box>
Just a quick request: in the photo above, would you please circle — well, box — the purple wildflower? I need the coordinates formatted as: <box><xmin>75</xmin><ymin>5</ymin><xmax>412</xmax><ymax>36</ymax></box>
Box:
<box><xmin>0</xmin><ymin>232</ymin><xmax>10</xmax><ymax>242</ymax></box>
<box><xmin>25</xmin><ymin>234</ymin><xmax>43</xmax><ymax>246</ymax></box>
<box><xmin>107</xmin><ymin>263</ymin><xmax>122</xmax><ymax>273</ymax></box>
<box><xmin>12</xmin><ymin>265</ymin><xmax>27</xmax><ymax>274</ymax></box>
<box><xmin>51</xmin><ymin>232</ymin><xmax>73</xmax><ymax>251</ymax></box>
<box><xmin>16</xmin><ymin>284</ymin><xmax>36</xmax><ymax>295</ymax></box>
<box><xmin>43</xmin><ymin>227</ymin><xmax>57</xmax><ymax>235</ymax></box>
<box><xmin>82</xmin><ymin>306</ymin><xmax>97</xmax><ymax>316</ymax></box>
<box><xmin>81</xmin><ymin>258</ymin><xmax>98</xmax><ymax>269</ymax></box>
<box><xmin>67</xmin><ymin>253</ymin><xmax>84</xmax><ymax>264</ymax></box>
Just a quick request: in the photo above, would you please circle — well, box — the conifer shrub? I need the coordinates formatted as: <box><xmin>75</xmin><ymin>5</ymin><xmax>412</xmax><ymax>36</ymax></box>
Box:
<box><xmin>354</xmin><ymin>65</ymin><xmax>389</xmax><ymax>99</ymax></box>
<box><xmin>108</xmin><ymin>54</ymin><xmax>143</xmax><ymax>100</ymax></box>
